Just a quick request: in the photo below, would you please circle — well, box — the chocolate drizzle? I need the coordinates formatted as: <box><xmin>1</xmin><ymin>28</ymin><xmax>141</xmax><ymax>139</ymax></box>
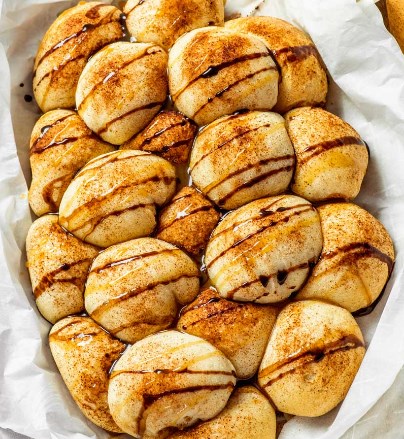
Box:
<box><xmin>31</xmin><ymin>114</ymin><xmax>76</xmax><ymax>151</ymax></box>
<box><xmin>180</xmin><ymin>303</ymin><xmax>244</xmax><ymax>330</ymax></box>
<box><xmin>42</xmin><ymin>174</ymin><xmax>71</xmax><ymax>212</ymax></box>
<box><xmin>31</xmin><ymin>136</ymin><xmax>79</xmax><ymax>155</ymax></box>
<box><xmin>193</xmin><ymin>66</ymin><xmax>276</xmax><ymax>118</ymax></box>
<box><xmin>34</xmin><ymin>258</ymin><xmax>92</xmax><ymax>299</ymax></box>
<box><xmin>207</xmin><ymin>205</ymin><xmax>314</xmax><ymax>269</ymax></box>
<box><xmin>172</xmin><ymin>52</ymin><xmax>272</xmax><ymax>101</ymax></box>
<box><xmin>97</xmin><ymin>101</ymin><xmax>165</xmax><ymax>135</ymax></box>
<box><xmin>300</xmin><ymin>136</ymin><xmax>365</xmax><ymax>165</ymax></box>
<box><xmin>274</xmin><ymin>45</ymin><xmax>320</xmax><ymax>64</ymax></box>
<box><xmin>158</xmin><ymin>205</ymin><xmax>215</xmax><ymax>233</ymax></box>
<box><xmin>139</xmin><ymin>120</ymin><xmax>189</xmax><ymax>148</ymax></box>
<box><xmin>90</xmin><ymin>274</ymin><xmax>199</xmax><ymax>319</ymax></box>
<box><xmin>180</xmin><ymin>296</ymin><xmax>221</xmax><ymax>317</ymax></box>
<box><xmin>260</xmin><ymin>335</ymin><xmax>365</xmax><ymax>387</ymax></box>
<box><xmin>85</xmin><ymin>3</ymin><xmax>110</xmax><ymax>19</ymax></box>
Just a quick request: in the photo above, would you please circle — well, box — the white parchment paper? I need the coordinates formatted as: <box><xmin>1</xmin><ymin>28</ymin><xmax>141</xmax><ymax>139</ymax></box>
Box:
<box><xmin>0</xmin><ymin>0</ymin><xmax>403</xmax><ymax>438</ymax></box>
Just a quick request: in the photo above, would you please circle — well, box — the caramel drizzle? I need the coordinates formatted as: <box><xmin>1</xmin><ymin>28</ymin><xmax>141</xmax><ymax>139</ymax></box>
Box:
<box><xmin>158</xmin><ymin>205</ymin><xmax>215</xmax><ymax>234</ymax></box>
<box><xmin>97</xmin><ymin>101</ymin><xmax>165</xmax><ymax>135</ymax></box>
<box><xmin>78</xmin><ymin>48</ymin><xmax>163</xmax><ymax>112</ymax></box>
<box><xmin>91</xmin><ymin>248</ymin><xmax>181</xmax><ymax>274</ymax></box>
<box><xmin>206</xmin><ymin>205</ymin><xmax>314</xmax><ymax>269</ymax></box>
<box><xmin>42</xmin><ymin>174</ymin><xmax>71</xmax><ymax>212</ymax></box>
<box><xmin>300</xmin><ymin>136</ymin><xmax>365</xmax><ymax>165</ymax></box>
<box><xmin>30</xmin><ymin>134</ymin><xmax>95</xmax><ymax>155</ymax></box>
<box><xmin>172</xmin><ymin>52</ymin><xmax>272</xmax><ymax>102</ymax></box>
<box><xmin>34</xmin><ymin>9</ymin><xmax>118</xmax><ymax>76</ymax></box>
<box><xmin>225</xmin><ymin>260</ymin><xmax>315</xmax><ymax>301</ymax></box>
<box><xmin>320</xmin><ymin>242</ymin><xmax>394</xmax><ymax>273</ymax></box>
<box><xmin>193</xmin><ymin>66</ymin><xmax>276</xmax><ymax>118</ymax></box>
<box><xmin>216</xmin><ymin>164</ymin><xmax>294</xmax><ymax>207</ymax></box>
<box><xmin>79</xmin><ymin>202</ymin><xmax>155</xmax><ymax>239</ymax></box>
<box><xmin>273</xmin><ymin>45</ymin><xmax>320</xmax><ymax>64</ymax></box>
<box><xmin>31</xmin><ymin>114</ymin><xmax>76</xmax><ymax>151</ymax></box>
<box><xmin>205</xmin><ymin>154</ymin><xmax>295</xmax><ymax>196</ymax></box>
<box><xmin>110</xmin><ymin>368</ymin><xmax>235</xmax><ymax>379</ymax></box>
<box><xmin>180</xmin><ymin>303</ymin><xmax>244</xmax><ymax>331</ymax></box>
<box><xmin>110</xmin><ymin>314</ymin><xmax>173</xmax><ymax>335</ymax></box>
<box><xmin>60</xmin><ymin>175</ymin><xmax>175</xmax><ymax>227</ymax></box>
<box><xmin>260</xmin><ymin>335</ymin><xmax>365</xmax><ymax>387</ymax></box>
<box><xmin>33</xmin><ymin>258</ymin><xmax>92</xmax><ymax>299</ymax></box>
<box><xmin>190</xmin><ymin>122</ymin><xmax>274</xmax><ymax>171</ymax></box>
<box><xmin>90</xmin><ymin>274</ymin><xmax>199</xmax><ymax>319</ymax></box>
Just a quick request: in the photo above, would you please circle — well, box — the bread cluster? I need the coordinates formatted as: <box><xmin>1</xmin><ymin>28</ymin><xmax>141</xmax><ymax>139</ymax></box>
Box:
<box><xmin>25</xmin><ymin>1</ymin><xmax>395</xmax><ymax>438</ymax></box>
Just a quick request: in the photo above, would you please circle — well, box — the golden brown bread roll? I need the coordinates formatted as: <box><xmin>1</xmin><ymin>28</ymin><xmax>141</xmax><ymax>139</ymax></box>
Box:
<box><xmin>76</xmin><ymin>41</ymin><xmax>168</xmax><ymax>145</ymax></box>
<box><xmin>225</xmin><ymin>16</ymin><xmax>328</xmax><ymax>113</ymax></box>
<box><xmin>296</xmin><ymin>203</ymin><xmax>395</xmax><ymax>313</ymax></box>
<box><xmin>33</xmin><ymin>2</ymin><xmax>124</xmax><ymax>112</ymax></box>
<box><xmin>157</xmin><ymin>187</ymin><xmax>220</xmax><ymax>256</ymax></box>
<box><xmin>285</xmin><ymin>107</ymin><xmax>368</xmax><ymax>202</ymax></box>
<box><xmin>168</xmin><ymin>27</ymin><xmax>279</xmax><ymax>126</ymax></box>
<box><xmin>386</xmin><ymin>0</ymin><xmax>404</xmax><ymax>52</ymax></box>
<box><xmin>189</xmin><ymin>111</ymin><xmax>295</xmax><ymax>210</ymax></box>
<box><xmin>124</xmin><ymin>0</ymin><xmax>224</xmax><ymax>51</ymax></box>
<box><xmin>28</xmin><ymin>109</ymin><xmax>114</xmax><ymax>216</ymax></box>
<box><xmin>205</xmin><ymin>195</ymin><xmax>323</xmax><ymax>303</ymax></box>
<box><xmin>177</xmin><ymin>287</ymin><xmax>277</xmax><ymax>379</ymax></box>
<box><xmin>121</xmin><ymin>111</ymin><xmax>198</xmax><ymax>165</ymax></box>
<box><xmin>85</xmin><ymin>238</ymin><xmax>200</xmax><ymax>343</ymax></box>
<box><xmin>166</xmin><ymin>386</ymin><xmax>276</xmax><ymax>439</ymax></box>
<box><xmin>59</xmin><ymin>150</ymin><xmax>176</xmax><ymax>248</ymax></box>
<box><xmin>108</xmin><ymin>330</ymin><xmax>236</xmax><ymax>438</ymax></box>
<box><xmin>26</xmin><ymin>215</ymin><xmax>98</xmax><ymax>324</ymax></box>
<box><xmin>258</xmin><ymin>300</ymin><xmax>366</xmax><ymax>417</ymax></box>
<box><xmin>49</xmin><ymin>316</ymin><xmax>126</xmax><ymax>432</ymax></box>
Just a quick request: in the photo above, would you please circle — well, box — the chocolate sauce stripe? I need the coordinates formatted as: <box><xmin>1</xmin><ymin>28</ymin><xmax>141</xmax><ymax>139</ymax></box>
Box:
<box><xmin>180</xmin><ymin>304</ymin><xmax>244</xmax><ymax>330</ymax></box>
<box><xmin>153</xmin><ymin>138</ymin><xmax>193</xmax><ymax>154</ymax></box>
<box><xmin>85</xmin><ymin>3</ymin><xmax>111</xmax><ymax>19</ymax></box>
<box><xmin>61</xmin><ymin>175</ymin><xmax>175</xmax><ymax>225</ymax></box>
<box><xmin>205</xmin><ymin>154</ymin><xmax>295</xmax><ymax>195</ymax></box>
<box><xmin>300</xmin><ymin>136</ymin><xmax>365</xmax><ymax>165</ymax></box>
<box><xmin>42</xmin><ymin>174</ymin><xmax>71</xmax><ymax>212</ymax></box>
<box><xmin>34</xmin><ymin>258</ymin><xmax>92</xmax><ymax>299</ymax></box>
<box><xmin>274</xmin><ymin>44</ymin><xmax>320</xmax><ymax>64</ymax></box>
<box><xmin>180</xmin><ymin>296</ymin><xmax>221</xmax><ymax>317</ymax></box>
<box><xmin>217</xmin><ymin>164</ymin><xmax>294</xmax><ymax>207</ymax></box>
<box><xmin>191</xmin><ymin>122</ymin><xmax>278</xmax><ymax>171</ymax></box>
<box><xmin>261</xmin><ymin>335</ymin><xmax>365</xmax><ymax>387</ymax></box>
<box><xmin>193</xmin><ymin>66</ymin><xmax>276</xmax><ymax>118</ymax></box>
<box><xmin>49</xmin><ymin>318</ymin><xmax>88</xmax><ymax>339</ymax></box>
<box><xmin>34</xmin><ymin>10</ymin><xmax>118</xmax><ymax>75</ymax></box>
<box><xmin>90</xmin><ymin>274</ymin><xmax>199</xmax><ymax>319</ymax></box>
<box><xmin>321</xmin><ymin>242</ymin><xmax>393</xmax><ymax>273</ymax></box>
<box><xmin>158</xmin><ymin>205</ymin><xmax>215</xmax><ymax>234</ymax></box>
<box><xmin>172</xmin><ymin>51</ymin><xmax>271</xmax><ymax>101</ymax></box>
<box><xmin>91</xmin><ymin>248</ymin><xmax>181</xmax><ymax>274</ymax></box>
<box><xmin>79</xmin><ymin>203</ymin><xmax>155</xmax><ymax>238</ymax></box>
<box><xmin>206</xmin><ymin>206</ymin><xmax>313</xmax><ymax>269</ymax></box>
<box><xmin>31</xmin><ymin>134</ymin><xmax>95</xmax><ymax>155</ymax></box>
<box><xmin>97</xmin><ymin>101</ymin><xmax>165</xmax><ymax>135</ymax></box>
<box><xmin>78</xmin><ymin>49</ymin><xmax>162</xmax><ymax>112</ymax></box>
<box><xmin>210</xmin><ymin>199</ymin><xmax>305</xmax><ymax>243</ymax></box>
<box><xmin>138</xmin><ymin>120</ymin><xmax>189</xmax><ymax>149</ymax></box>
<box><xmin>31</xmin><ymin>114</ymin><xmax>76</xmax><ymax>150</ymax></box>
<box><xmin>225</xmin><ymin>260</ymin><xmax>313</xmax><ymax>300</ymax></box>
<box><xmin>110</xmin><ymin>369</ymin><xmax>235</xmax><ymax>379</ymax></box>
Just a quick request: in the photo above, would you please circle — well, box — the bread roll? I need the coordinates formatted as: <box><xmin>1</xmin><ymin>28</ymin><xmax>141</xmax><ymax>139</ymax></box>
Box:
<box><xmin>76</xmin><ymin>41</ymin><xmax>168</xmax><ymax>144</ymax></box>
<box><xmin>258</xmin><ymin>300</ymin><xmax>365</xmax><ymax>416</ymax></box>
<box><xmin>59</xmin><ymin>150</ymin><xmax>176</xmax><ymax>247</ymax></box>
<box><xmin>225</xmin><ymin>16</ymin><xmax>328</xmax><ymax>113</ymax></box>
<box><xmin>33</xmin><ymin>2</ymin><xmax>124</xmax><ymax>112</ymax></box>
<box><xmin>168</xmin><ymin>27</ymin><xmax>279</xmax><ymax>126</ymax></box>
<box><xmin>178</xmin><ymin>287</ymin><xmax>277</xmax><ymax>379</ymax></box>
<box><xmin>189</xmin><ymin>111</ymin><xmax>295</xmax><ymax>209</ymax></box>
<box><xmin>85</xmin><ymin>238</ymin><xmax>200</xmax><ymax>343</ymax></box>
<box><xmin>157</xmin><ymin>187</ymin><xmax>220</xmax><ymax>256</ymax></box>
<box><xmin>167</xmin><ymin>386</ymin><xmax>276</xmax><ymax>439</ymax></box>
<box><xmin>49</xmin><ymin>316</ymin><xmax>126</xmax><ymax>432</ymax></box>
<box><xmin>124</xmin><ymin>0</ymin><xmax>224</xmax><ymax>51</ymax></box>
<box><xmin>29</xmin><ymin>109</ymin><xmax>114</xmax><ymax>216</ymax></box>
<box><xmin>386</xmin><ymin>0</ymin><xmax>404</xmax><ymax>52</ymax></box>
<box><xmin>297</xmin><ymin>203</ymin><xmax>395</xmax><ymax>313</ymax></box>
<box><xmin>26</xmin><ymin>215</ymin><xmax>98</xmax><ymax>324</ymax></box>
<box><xmin>205</xmin><ymin>195</ymin><xmax>323</xmax><ymax>303</ymax></box>
<box><xmin>108</xmin><ymin>330</ymin><xmax>236</xmax><ymax>438</ymax></box>
<box><xmin>121</xmin><ymin>111</ymin><xmax>197</xmax><ymax>165</ymax></box>
<box><xmin>285</xmin><ymin>107</ymin><xmax>368</xmax><ymax>202</ymax></box>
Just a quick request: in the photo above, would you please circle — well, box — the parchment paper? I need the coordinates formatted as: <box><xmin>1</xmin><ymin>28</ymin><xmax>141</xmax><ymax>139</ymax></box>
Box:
<box><xmin>0</xmin><ymin>0</ymin><xmax>403</xmax><ymax>438</ymax></box>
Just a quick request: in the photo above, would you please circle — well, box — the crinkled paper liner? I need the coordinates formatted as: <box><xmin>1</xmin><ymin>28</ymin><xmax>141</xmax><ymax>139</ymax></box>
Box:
<box><xmin>0</xmin><ymin>0</ymin><xmax>403</xmax><ymax>438</ymax></box>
